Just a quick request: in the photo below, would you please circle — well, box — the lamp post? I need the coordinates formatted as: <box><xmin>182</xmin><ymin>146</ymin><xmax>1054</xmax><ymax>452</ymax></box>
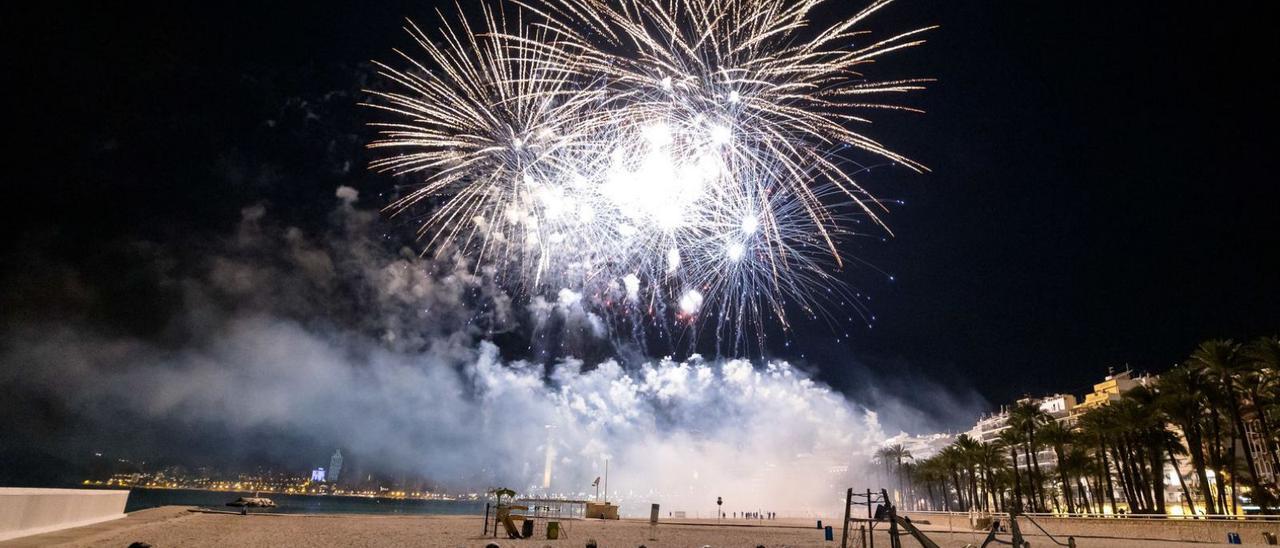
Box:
<box><xmin>716</xmin><ymin>496</ymin><xmax>723</xmax><ymax>522</ymax></box>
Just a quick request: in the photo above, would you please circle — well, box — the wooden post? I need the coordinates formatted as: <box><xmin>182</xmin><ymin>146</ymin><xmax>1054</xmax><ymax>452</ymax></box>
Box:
<box><xmin>867</xmin><ymin>489</ymin><xmax>875</xmax><ymax>548</ymax></box>
<box><xmin>482</xmin><ymin>503</ymin><xmax>490</xmax><ymax>535</ymax></box>
<box><xmin>884</xmin><ymin>489</ymin><xmax>900</xmax><ymax>548</ymax></box>
<box><xmin>841</xmin><ymin>488</ymin><xmax>852</xmax><ymax>548</ymax></box>
<box><xmin>649</xmin><ymin>503</ymin><xmax>659</xmax><ymax>541</ymax></box>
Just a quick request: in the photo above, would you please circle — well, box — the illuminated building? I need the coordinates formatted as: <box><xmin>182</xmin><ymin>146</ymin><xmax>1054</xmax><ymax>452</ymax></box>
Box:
<box><xmin>328</xmin><ymin>450</ymin><xmax>343</xmax><ymax>483</ymax></box>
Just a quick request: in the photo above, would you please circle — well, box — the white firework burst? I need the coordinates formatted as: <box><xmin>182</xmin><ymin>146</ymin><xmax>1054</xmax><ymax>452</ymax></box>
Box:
<box><xmin>365</xmin><ymin>0</ymin><xmax>931</xmax><ymax>353</ymax></box>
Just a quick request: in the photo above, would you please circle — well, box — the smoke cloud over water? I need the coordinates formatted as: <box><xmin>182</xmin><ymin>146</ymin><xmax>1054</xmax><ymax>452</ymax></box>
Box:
<box><xmin>0</xmin><ymin>188</ymin><xmax>979</xmax><ymax>515</ymax></box>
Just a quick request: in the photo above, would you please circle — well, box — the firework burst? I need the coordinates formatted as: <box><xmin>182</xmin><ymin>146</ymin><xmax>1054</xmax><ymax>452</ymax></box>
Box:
<box><xmin>365</xmin><ymin>0</ymin><xmax>931</xmax><ymax>353</ymax></box>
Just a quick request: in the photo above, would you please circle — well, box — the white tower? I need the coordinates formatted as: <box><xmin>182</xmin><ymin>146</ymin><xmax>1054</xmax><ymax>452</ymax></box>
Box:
<box><xmin>328</xmin><ymin>449</ymin><xmax>344</xmax><ymax>483</ymax></box>
<box><xmin>542</xmin><ymin>425</ymin><xmax>556</xmax><ymax>490</ymax></box>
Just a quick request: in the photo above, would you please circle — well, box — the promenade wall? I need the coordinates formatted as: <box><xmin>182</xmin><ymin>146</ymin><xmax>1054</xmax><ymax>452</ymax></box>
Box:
<box><xmin>906</xmin><ymin>510</ymin><xmax>1280</xmax><ymax>545</ymax></box>
<box><xmin>0</xmin><ymin>488</ymin><xmax>129</xmax><ymax>541</ymax></box>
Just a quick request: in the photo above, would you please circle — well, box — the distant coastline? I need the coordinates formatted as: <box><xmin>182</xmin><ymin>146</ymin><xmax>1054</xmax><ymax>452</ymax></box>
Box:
<box><xmin>101</xmin><ymin>487</ymin><xmax>487</xmax><ymax>515</ymax></box>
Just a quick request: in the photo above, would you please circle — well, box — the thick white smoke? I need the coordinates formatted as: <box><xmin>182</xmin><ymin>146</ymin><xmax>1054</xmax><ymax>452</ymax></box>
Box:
<box><xmin>0</xmin><ymin>187</ymin><xmax>976</xmax><ymax>516</ymax></box>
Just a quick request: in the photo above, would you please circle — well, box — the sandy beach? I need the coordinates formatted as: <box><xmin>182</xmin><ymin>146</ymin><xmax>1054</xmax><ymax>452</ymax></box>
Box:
<box><xmin>3</xmin><ymin>507</ymin><xmax>1276</xmax><ymax>548</ymax></box>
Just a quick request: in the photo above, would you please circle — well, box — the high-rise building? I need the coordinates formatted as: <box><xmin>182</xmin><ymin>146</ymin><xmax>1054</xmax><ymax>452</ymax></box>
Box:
<box><xmin>311</xmin><ymin>468</ymin><xmax>326</xmax><ymax>482</ymax></box>
<box><xmin>329</xmin><ymin>450</ymin><xmax>343</xmax><ymax>484</ymax></box>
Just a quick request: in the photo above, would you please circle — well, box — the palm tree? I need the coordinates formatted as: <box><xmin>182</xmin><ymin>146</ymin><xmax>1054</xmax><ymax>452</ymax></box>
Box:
<box><xmin>889</xmin><ymin>444</ymin><xmax>914</xmax><ymax>506</ymax></box>
<box><xmin>1242</xmin><ymin>336</ymin><xmax>1280</xmax><ymax>494</ymax></box>
<box><xmin>1187</xmin><ymin>339</ymin><xmax>1271</xmax><ymax>513</ymax></box>
<box><xmin>1061</xmin><ymin>446</ymin><xmax>1095</xmax><ymax>514</ymax></box>
<box><xmin>1009</xmin><ymin>401</ymin><xmax>1052</xmax><ymax>512</ymax></box>
<box><xmin>954</xmin><ymin>435</ymin><xmax>982</xmax><ymax>510</ymax></box>
<box><xmin>899</xmin><ymin>460</ymin><xmax>919</xmax><ymax>510</ymax></box>
<box><xmin>1039</xmin><ymin>419</ymin><xmax>1076</xmax><ymax>514</ymax></box>
<box><xmin>940</xmin><ymin>445</ymin><xmax>967</xmax><ymax>510</ymax></box>
<box><xmin>998</xmin><ymin>427</ymin><xmax>1026</xmax><ymax>512</ymax></box>
<box><xmin>915</xmin><ymin>457</ymin><xmax>949</xmax><ymax>511</ymax></box>
<box><xmin>977</xmin><ymin>441</ymin><xmax>1008</xmax><ymax>511</ymax></box>
<box><xmin>1077</xmin><ymin>408</ymin><xmax>1119</xmax><ymax>514</ymax></box>
<box><xmin>1158</xmin><ymin>426</ymin><xmax>1196</xmax><ymax>515</ymax></box>
<box><xmin>873</xmin><ymin>446</ymin><xmax>894</xmax><ymax>489</ymax></box>
<box><xmin>875</xmin><ymin>444</ymin><xmax>913</xmax><ymax>506</ymax></box>
<box><xmin>1158</xmin><ymin>364</ymin><xmax>1218</xmax><ymax>514</ymax></box>
<box><xmin>1121</xmin><ymin>385</ymin><xmax>1169</xmax><ymax>514</ymax></box>
<box><xmin>911</xmin><ymin>335</ymin><xmax>1279</xmax><ymax>517</ymax></box>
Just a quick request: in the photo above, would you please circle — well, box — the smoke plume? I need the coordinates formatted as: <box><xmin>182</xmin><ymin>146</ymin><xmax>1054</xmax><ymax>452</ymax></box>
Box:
<box><xmin>0</xmin><ymin>187</ymin><xmax>979</xmax><ymax>515</ymax></box>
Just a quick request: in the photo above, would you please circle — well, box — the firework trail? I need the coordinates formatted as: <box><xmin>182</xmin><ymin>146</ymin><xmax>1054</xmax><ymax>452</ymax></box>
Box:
<box><xmin>365</xmin><ymin>0</ymin><xmax>931</xmax><ymax>353</ymax></box>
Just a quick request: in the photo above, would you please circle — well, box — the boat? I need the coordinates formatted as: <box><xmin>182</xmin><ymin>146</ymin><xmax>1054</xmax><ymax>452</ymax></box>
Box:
<box><xmin>226</xmin><ymin>496</ymin><xmax>276</xmax><ymax>508</ymax></box>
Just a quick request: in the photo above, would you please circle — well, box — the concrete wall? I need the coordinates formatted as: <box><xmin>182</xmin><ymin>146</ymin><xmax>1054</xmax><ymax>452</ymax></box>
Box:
<box><xmin>0</xmin><ymin>488</ymin><xmax>129</xmax><ymax>541</ymax></box>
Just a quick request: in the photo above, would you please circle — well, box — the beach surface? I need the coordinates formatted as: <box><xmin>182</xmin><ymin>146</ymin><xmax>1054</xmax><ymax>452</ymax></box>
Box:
<box><xmin>1</xmin><ymin>506</ymin><xmax>1272</xmax><ymax>547</ymax></box>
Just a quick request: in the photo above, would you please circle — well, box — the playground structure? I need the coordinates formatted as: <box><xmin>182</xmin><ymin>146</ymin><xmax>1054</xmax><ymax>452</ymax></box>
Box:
<box><xmin>841</xmin><ymin>488</ymin><xmax>940</xmax><ymax>548</ymax></box>
<box><xmin>483</xmin><ymin>498</ymin><xmax>588</xmax><ymax>540</ymax></box>
<box><xmin>974</xmin><ymin>511</ymin><xmax>1078</xmax><ymax>548</ymax></box>
<box><xmin>839</xmin><ymin>488</ymin><xmax>1080</xmax><ymax>548</ymax></box>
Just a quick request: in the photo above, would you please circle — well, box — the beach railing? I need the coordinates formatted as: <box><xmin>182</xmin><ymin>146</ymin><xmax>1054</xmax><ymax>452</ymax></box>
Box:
<box><xmin>911</xmin><ymin>509</ymin><xmax>1280</xmax><ymax>522</ymax></box>
<box><xmin>910</xmin><ymin>509</ymin><xmax>1280</xmax><ymax>546</ymax></box>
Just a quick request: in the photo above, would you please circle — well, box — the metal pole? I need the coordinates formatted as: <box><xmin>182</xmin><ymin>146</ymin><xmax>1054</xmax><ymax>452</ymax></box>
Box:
<box><xmin>884</xmin><ymin>488</ymin><xmax>901</xmax><ymax>548</ymax></box>
<box><xmin>841</xmin><ymin>488</ymin><xmax>852</xmax><ymax>548</ymax></box>
<box><xmin>483</xmin><ymin>503</ymin><xmax>490</xmax><ymax>535</ymax></box>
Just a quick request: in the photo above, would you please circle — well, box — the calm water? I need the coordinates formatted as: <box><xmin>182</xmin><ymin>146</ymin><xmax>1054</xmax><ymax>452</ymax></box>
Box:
<box><xmin>124</xmin><ymin>488</ymin><xmax>487</xmax><ymax>515</ymax></box>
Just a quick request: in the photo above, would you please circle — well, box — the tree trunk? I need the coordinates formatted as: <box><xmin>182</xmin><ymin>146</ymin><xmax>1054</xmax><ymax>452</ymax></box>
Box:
<box><xmin>1225</xmin><ymin>382</ymin><xmax>1269</xmax><ymax>512</ymax></box>
<box><xmin>1099</xmin><ymin>439</ymin><xmax>1119</xmax><ymax>514</ymax></box>
<box><xmin>1148</xmin><ymin>439</ymin><xmax>1166</xmax><ymax>515</ymax></box>
<box><xmin>1111</xmin><ymin>442</ymin><xmax>1137</xmax><ymax>512</ymax></box>
<box><xmin>1023</xmin><ymin>438</ymin><xmax>1039</xmax><ymax>512</ymax></box>
<box><xmin>1130</xmin><ymin>437</ymin><xmax>1155</xmax><ymax>512</ymax></box>
<box><xmin>1091</xmin><ymin>467</ymin><xmax>1106</xmax><ymax>514</ymax></box>
<box><xmin>969</xmin><ymin>467</ymin><xmax>980</xmax><ymax>512</ymax></box>
<box><xmin>1054</xmin><ymin>443</ymin><xmax>1075</xmax><ymax>514</ymax></box>
<box><xmin>1167</xmin><ymin>443</ymin><xmax>1195</xmax><ymax>516</ymax></box>
<box><xmin>1076</xmin><ymin>476</ymin><xmax>1092</xmax><ymax>514</ymax></box>
<box><xmin>1185</xmin><ymin>421</ymin><xmax>1216</xmax><ymax>515</ymax></box>
<box><xmin>1030</xmin><ymin>428</ymin><xmax>1047</xmax><ymax>512</ymax></box>
<box><xmin>1210</xmin><ymin>407</ymin><xmax>1230</xmax><ymax>514</ymax></box>
<box><xmin>1133</xmin><ymin>439</ymin><xmax>1153</xmax><ymax>512</ymax></box>
<box><xmin>1229</xmin><ymin>432</ymin><xmax>1239</xmax><ymax>515</ymax></box>
<box><xmin>951</xmin><ymin>466</ymin><xmax>965</xmax><ymax>510</ymax></box>
<box><xmin>1010</xmin><ymin>445</ymin><xmax>1024</xmax><ymax>513</ymax></box>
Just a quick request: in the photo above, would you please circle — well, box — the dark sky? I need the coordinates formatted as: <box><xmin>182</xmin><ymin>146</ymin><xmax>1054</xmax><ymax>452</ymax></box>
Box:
<box><xmin>5</xmin><ymin>0</ymin><xmax>1278</xmax><ymax>413</ymax></box>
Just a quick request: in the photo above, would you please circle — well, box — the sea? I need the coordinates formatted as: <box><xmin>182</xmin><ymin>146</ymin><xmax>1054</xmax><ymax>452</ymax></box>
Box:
<box><xmin>123</xmin><ymin>488</ymin><xmax>488</xmax><ymax>516</ymax></box>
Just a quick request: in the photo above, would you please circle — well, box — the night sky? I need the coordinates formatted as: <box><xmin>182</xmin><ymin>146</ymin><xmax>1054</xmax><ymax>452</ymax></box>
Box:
<box><xmin>5</xmin><ymin>1</ymin><xmax>1278</xmax><ymax>431</ymax></box>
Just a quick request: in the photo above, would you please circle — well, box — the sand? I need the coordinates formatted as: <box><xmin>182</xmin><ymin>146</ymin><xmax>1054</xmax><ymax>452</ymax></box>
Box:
<box><xmin>1</xmin><ymin>507</ymin><xmax>1272</xmax><ymax>547</ymax></box>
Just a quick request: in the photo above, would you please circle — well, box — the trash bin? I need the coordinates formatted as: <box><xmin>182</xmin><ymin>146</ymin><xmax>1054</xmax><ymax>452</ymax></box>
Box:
<box><xmin>547</xmin><ymin>521</ymin><xmax>561</xmax><ymax>540</ymax></box>
<box><xmin>1262</xmin><ymin>531</ymin><xmax>1277</xmax><ymax>545</ymax></box>
<box><xmin>521</xmin><ymin>519</ymin><xmax>534</xmax><ymax>538</ymax></box>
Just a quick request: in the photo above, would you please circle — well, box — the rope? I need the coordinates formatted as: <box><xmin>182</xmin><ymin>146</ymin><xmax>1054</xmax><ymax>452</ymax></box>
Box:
<box><xmin>1019</xmin><ymin>514</ymin><xmax>1073</xmax><ymax>547</ymax></box>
